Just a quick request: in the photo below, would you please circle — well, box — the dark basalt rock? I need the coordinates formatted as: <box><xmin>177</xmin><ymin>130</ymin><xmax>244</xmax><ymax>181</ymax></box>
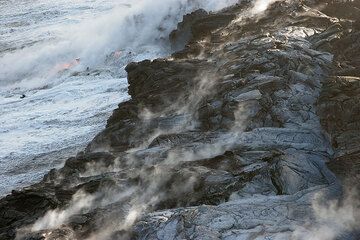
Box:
<box><xmin>316</xmin><ymin>8</ymin><xmax>360</xmax><ymax>189</ymax></box>
<box><xmin>169</xmin><ymin>9</ymin><xmax>208</xmax><ymax>51</ymax></box>
<box><xmin>1</xmin><ymin>0</ymin><xmax>360</xmax><ymax>239</ymax></box>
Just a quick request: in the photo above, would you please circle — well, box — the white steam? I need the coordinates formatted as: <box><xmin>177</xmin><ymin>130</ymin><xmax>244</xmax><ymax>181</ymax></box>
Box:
<box><xmin>0</xmin><ymin>0</ymin><xmax>238</xmax><ymax>90</ymax></box>
<box><xmin>231</xmin><ymin>0</ymin><xmax>280</xmax><ymax>25</ymax></box>
<box><xmin>251</xmin><ymin>0</ymin><xmax>279</xmax><ymax>15</ymax></box>
<box><xmin>293</xmin><ymin>187</ymin><xmax>360</xmax><ymax>240</ymax></box>
<box><xmin>14</xmin><ymin>0</ymin><xmax>298</xmax><ymax>238</ymax></box>
<box><xmin>31</xmin><ymin>190</ymin><xmax>95</xmax><ymax>231</ymax></box>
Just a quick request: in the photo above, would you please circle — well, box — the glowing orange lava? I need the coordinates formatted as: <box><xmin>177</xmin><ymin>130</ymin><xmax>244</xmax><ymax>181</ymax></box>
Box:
<box><xmin>54</xmin><ymin>58</ymin><xmax>80</xmax><ymax>72</ymax></box>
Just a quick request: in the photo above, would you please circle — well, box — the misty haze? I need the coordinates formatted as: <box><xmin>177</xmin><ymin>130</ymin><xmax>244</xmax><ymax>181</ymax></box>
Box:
<box><xmin>0</xmin><ymin>0</ymin><xmax>359</xmax><ymax>239</ymax></box>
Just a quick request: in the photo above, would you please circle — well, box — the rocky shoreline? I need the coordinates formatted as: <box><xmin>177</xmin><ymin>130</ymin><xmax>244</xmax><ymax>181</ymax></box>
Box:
<box><xmin>1</xmin><ymin>1</ymin><xmax>359</xmax><ymax>239</ymax></box>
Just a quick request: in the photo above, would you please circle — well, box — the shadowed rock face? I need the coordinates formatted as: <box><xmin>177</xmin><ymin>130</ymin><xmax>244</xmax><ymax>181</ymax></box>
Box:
<box><xmin>1</xmin><ymin>1</ymin><xmax>360</xmax><ymax>239</ymax></box>
<box><xmin>317</xmin><ymin>2</ymin><xmax>360</xmax><ymax>188</ymax></box>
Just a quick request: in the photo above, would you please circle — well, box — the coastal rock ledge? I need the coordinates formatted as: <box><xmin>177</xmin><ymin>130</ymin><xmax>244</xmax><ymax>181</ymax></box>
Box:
<box><xmin>1</xmin><ymin>1</ymin><xmax>360</xmax><ymax>239</ymax></box>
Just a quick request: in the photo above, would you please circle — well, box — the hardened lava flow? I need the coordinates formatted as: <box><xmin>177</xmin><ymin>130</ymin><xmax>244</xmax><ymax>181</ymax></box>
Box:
<box><xmin>1</xmin><ymin>1</ymin><xmax>360</xmax><ymax>239</ymax></box>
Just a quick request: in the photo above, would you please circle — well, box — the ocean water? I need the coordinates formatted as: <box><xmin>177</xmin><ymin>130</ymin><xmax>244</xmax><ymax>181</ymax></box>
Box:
<box><xmin>0</xmin><ymin>0</ymin><xmax>238</xmax><ymax>196</ymax></box>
